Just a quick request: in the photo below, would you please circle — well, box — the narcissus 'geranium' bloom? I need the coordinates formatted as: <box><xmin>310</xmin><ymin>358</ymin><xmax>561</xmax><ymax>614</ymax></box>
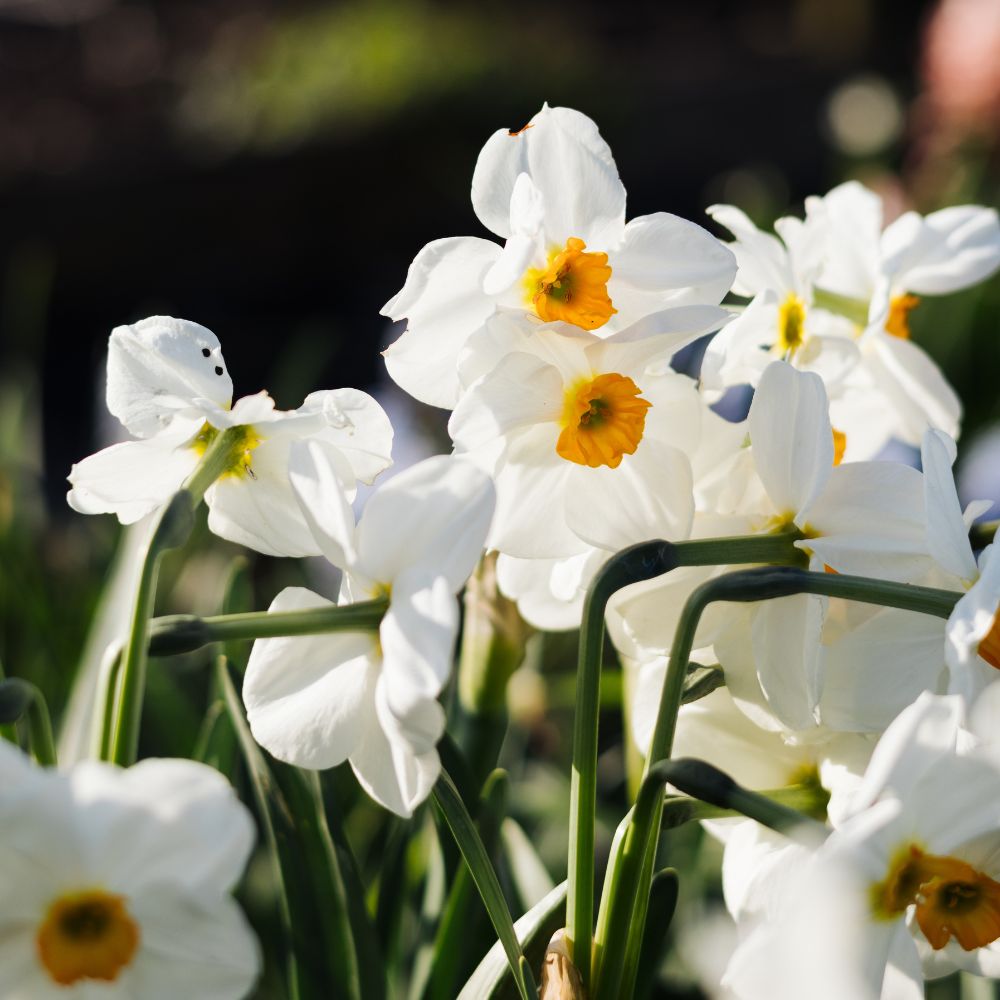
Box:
<box><xmin>700</xmin><ymin>204</ymin><xmax>859</xmax><ymax>394</ymax></box>
<box><xmin>0</xmin><ymin>746</ymin><xmax>259</xmax><ymax>999</ymax></box>
<box><xmin>382</xmin><ymin>104</ymin><xmax>736</xmax><ymax>408</ymax></box>
<box><xmin>724</xmin><ymin>692</ymin><xmax>1000</xmax><ymax>998</ymax></box>
<box><xmin>243</xmin><ymin>446</ymin><xmax>494</xmax><ymax>817</ymax></box>
<box><xmin>448</xmin><ymin>310</ymin><xmax>727</xmax><ymax>558</ymax></box>
<box><xmin>807</xmin><ymin>182</ymin><xmax>1000</xmax><ymax>454</ymax></box>
<box><xmin>67</xmin><ymin>316</ymin><xmax>393</xmax><ymax>557</ymax></box>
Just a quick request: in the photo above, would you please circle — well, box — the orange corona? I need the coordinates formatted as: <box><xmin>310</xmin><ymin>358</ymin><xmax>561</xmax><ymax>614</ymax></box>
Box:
<box><xmin>525</xmin><ymin>238</ymin><xmax>616</xmax><ymax>331</ymax></box>
<box><xmin>556</xmin><ymin>373</ymin><xmax>650</xmax><ymax>469</ymax></box>
<box><xmin>885</xmin><ymin>294</ymin><xmax>920</xmax><ymax>340</ymax></box>
<box><xmin>36</xmin><ymin>889</ymin><xmax>140</xmax><ymax>986</ymax></box>
<box><xmin>872</xmin><ymin>845</ymin><xmax>1000</xmax><ymax>951</ymax></box>
<box><xmin>979</xmin><ymin>610</ymin><xmax>1000</xmax><ymax>670</ymax></box>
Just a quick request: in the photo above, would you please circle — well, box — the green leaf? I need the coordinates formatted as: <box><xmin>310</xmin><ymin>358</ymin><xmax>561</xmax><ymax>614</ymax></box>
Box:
<box><xmin>431</xmin><ymin>770</ymin><xmax>537</xmax><ymax>1000</ymax></box>
<box><xmin>501</xmin><ymin>818</ymin><xmax>555</xmax><ymax>913</ymax></box>
<box><xmin>216</xmin><ymin>656</ymin><xmax>373</xmax><ymax>1000</ymax></box>
<box><xmin>457</xmin><ymin>881</ymin><xmax>567</xmax><ymax>1000</ymax></box>
<box><xmin>632</xmin><ymin>869</ymin><xmax>679</xmax><ymax>1000</ymax></box>
<box><xmin>423</xmin><ymin>770</ymin><xmax>509</xmax><ymax>1000</ymax></box>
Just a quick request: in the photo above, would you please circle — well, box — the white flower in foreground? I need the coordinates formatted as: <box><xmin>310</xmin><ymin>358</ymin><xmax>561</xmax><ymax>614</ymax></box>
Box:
<box><xmin>382</xmin><ymin>103</ymin><xmax>736</xmax><ymax>408</ymax></box>
<box><xmin>67</xmin><ymin>316</ymin><xmax>393</xmax><ymax>556</ymax></box>
<box><xmin>808</xmin><ymin>182</ymin><xmax>1000</xmax><ymax>452</ymax></box>
<box><xmin>243</xmin><ymin>447</ymin><xmax>495</xmax><ymax>816</ymax></box>
<box><xmin>449</xmin><ymin>310</ymin><xmax>726</xmax><ymax>559</ymax></box>
<box><xmin>0</xmin><ymin>746</ymin><xmax>258</xmax><ymax>999</ymax></box>
<box><xmin>725</xmin><ymin>692</ymin><xmax>1000</xmax><ymax>998</ymax></box>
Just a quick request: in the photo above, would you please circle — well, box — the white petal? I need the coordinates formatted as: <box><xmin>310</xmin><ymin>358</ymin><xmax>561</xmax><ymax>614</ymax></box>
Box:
<box><xmin>243</xmin><ymin>587</ymin><xmax>377</xmax><ymax>769</ymax></box>
<box><xmin>378</xmin><ymin>575</ymin><xmax>457</xmax><ymax>746</ymax></box>
<box><xmin>883</xmin><ymin>205</ymin><xmax>1000</xmax><ymax>295</ymax></box>
<box><xmin>699</xmin><ymin>293</ymin><xmax>778</xmax><ymax>392</ymax></box>
<box><xmin>845</xmin><ymin>691</ymin><xmax>963</xmax><ymax>813</ymax></box>
<box><xmin>382</xmin><ymin>236</ymin><xmax>500</xmax><ymax>408</ymax></box>
<box><xmin>748</xmin><ymin>360</ymin><xmax>833</xmax><ymax>517</ymax></box>
<box><xmin>751</xmin><ymin>594</ymin><xmax>825</xmax><ymax>732</ymax></box>
<box><xmin>921</xmin><ymin>428</ymin><xmax>978</xmax><ymax>581</ymax></box>
<box><xmin>288</xmin><ymin>440</ymin><xmax>358</xmax><ymax>569</ymax></box>
<box><xmin>471</xmin><ymin>105</ymin><xmax>625</xmax><ymax>249</ymax></box>
<box><xmin>349</xmin><ymin>686</ymin><xmax>441</xmax><ymax>817</ymax></box>
<box><xmin>564</xmin><ymin>440</ymin><xmax>694</xmax><ymax>551</ymax></box>
<box><xmin>863</xmin><ymin>332</ymin><xmax>961</xmax><ymax>445</ymax></box>
<box><xmin>448</xmin><ymin>351</ymin><xmax>563</xmax><ymax>453</ymax></box>
<box><xmin>106</xmin><ymin>316</ymin><xmax>233</xmax><ymax>438</ymax></box>
<box><xmin>612</xmin><ymin>212</ymin><xmax>736</xmax><ymax>299</ymax></box>
<box><xmin>67</xmin><ymin>431</ymin><xmax>198</xmax><ymax>525</ymax></box>
<box><xmin>706</xmin><ymin>203</ymin><xmax>793</xmax><ymax>297</ymax></box>
<box><xmin>808</xmin><ymin>181</ymin><xmax>883</xmax><ymax>300</ymax></box>
<box><xmin>356</xmin><ymin>454</ymin><xmax>494</xmax><ymax>589</ymax></box>
<box><xmin>128</xmin><ymin>890</ymin><xmax>260</xmax><ymax>1000</ymax></box>
<box><xmin>820</xmin><ymin>608</ymin><xmax>947</xmax><ymax>732</ymax></box>
<box><xmin>79</xmin><ymin>758</ymin><xmax>256</xmax><ymax>897</ymax></box>
<box><xmin>296</xmin><ymin>388</ymin><xmax>393</xmax><ymax>485</ymax></box>
<box><xmin>206</xmin><ymin>437</ymin><xmax>321</xmax><ymax>557</ymax></box>
<box><xmin>800</xmin><ymin>461</ymin><xmax>928</xmax><ymax>581</ymax></box>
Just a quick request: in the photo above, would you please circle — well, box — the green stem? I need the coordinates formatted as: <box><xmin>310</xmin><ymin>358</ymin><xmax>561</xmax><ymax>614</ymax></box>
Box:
<box><xmin>0</xmin><ymin>679</ymin><xmax>57</xmax><ymax>766</ymax></box>
<box><xmin>566</xmin><ymin>531</ymin><xmax>805</xmax><ymax>984</ymax></box>
<box><xmin>594</xmin><ymin>566</ymin><xmax>960</xmax><ymax>998</ymax></box>
<box><xmin>147</xmin><ymin>600</ymin><xmax>387</xmax><ymax>656</ymax></box>
<box><xmin>106</xmin><ymin>426</ymin><xmax>246</xmax><ymax>767</ymax></box>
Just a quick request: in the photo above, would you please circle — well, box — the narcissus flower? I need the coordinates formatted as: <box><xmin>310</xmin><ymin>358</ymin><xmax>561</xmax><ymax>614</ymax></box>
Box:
<box><xmin>807</xmin><ymin>182</ymin><xmax>1000</xmax><ymax>453</ymax></box>
<box><xmin>243</xmin><ymin>447</ymin><xmax>494</xmax><ymax>817</ymax></box>
<box><xmin>448</xmin><ymin>309</ymin><xmax>725</xmax><ymax>558</ymax></box>
<box><xmin>382</xmin><ymin>104</ymin><xmax>736</xmax><ymax>408</ymax></box>
<box><xmin>701</xmin><ymin>204</ymin><xmax>859</xmax><ymax>394</ymax></box>
<box><xmin>723</xmin><ymin>692</ymin><xmax>1000</xmax><ymax>998</ymax></box>
<box><xmin>0</xmin><ymin>746</ymin><xmax>258</xmax><ymax>999</ymax></box>
<box><xmin>67</xmin><ymin>316</ymin><xmax>393</xmax><ymax>557</ymax></box>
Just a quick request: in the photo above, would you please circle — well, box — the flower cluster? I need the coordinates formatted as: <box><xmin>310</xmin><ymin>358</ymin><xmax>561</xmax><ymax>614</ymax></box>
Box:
<box><xmin>46</xmin><ymin>102</ymin><xmax>1000</xmax><ymax>997</ymax></box>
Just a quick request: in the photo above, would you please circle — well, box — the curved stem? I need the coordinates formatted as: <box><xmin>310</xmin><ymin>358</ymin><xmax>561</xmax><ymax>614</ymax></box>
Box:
<box><xmin>106</xmin><ymin>426</ymin><xmax>246</xmax><ymax>766</ymax></box>
<box><xmin>566</xmin><ymin>531</ymin><xmax>806</xmax><ymax>984</ymax></box>
<box><xmin>594</xmin><ymin>566</ymin><xmax>960</xmax><ymax>998</ymax></box>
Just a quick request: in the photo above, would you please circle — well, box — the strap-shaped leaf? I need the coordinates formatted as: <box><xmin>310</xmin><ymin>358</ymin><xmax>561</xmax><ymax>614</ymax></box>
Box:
<box><xmin>217</xmin><ymin>657</ymin><xmax>376</xmax><ymax>1000</ymax></box>
<box><xmin>432</xmin><ymin>770</ymin><xmax>537</xmax><ymax>1000</ymax></box>
<box><xmin>457</xmin><ymin>881</ymin><xmax>568</xmax><ymax>1000</ymax></box>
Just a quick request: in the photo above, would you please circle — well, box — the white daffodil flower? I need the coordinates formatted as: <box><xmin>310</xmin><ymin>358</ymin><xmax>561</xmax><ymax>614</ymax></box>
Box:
<box><xmin>0</xmin><ymin>745</ymin><xmax>259</xmax><ymax>999</ymax></box>
<box><xmin>723</xmin><ymin>691</ymin><xmax>1000</xmax><ymax>998</ymax></box>
<box><xmin>382</xmin><ymin>104</ymin><xmax>736</xmax><ymax>408</ymax></box>
<box><xmin>807</xmin><ymin>182</ymin><xmax>1000</xmax><ymax>453</ymax></box>
<box><xmin>701</xmin><ymin>204</ymin><xmax>860</xmax><ymax>395</ymax></box>
<box><xmin>243</xmin><ymin>447</ymin><xmax>495</xmax><ymax>817</ymax></box>
<box><xmin>67</xmin><ymin>316</ymin><xmax>393</xmax><ymax>557</ymax></box>
<box><xmin>448</xmin><ymin>309</ymin><xmax>729</xmax><ymax>560</ymax></box>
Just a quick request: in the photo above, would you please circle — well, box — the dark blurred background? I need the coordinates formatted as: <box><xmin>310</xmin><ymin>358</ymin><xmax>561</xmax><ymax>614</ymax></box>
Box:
<box><xmin>1</xmin><ymin>0</ymin><xmax>998</xmax><ymax>501</ymax></box>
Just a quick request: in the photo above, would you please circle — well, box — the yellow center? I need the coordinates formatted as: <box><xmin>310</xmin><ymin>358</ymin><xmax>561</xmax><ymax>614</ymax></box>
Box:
<box><xmin>885</xmin><ymin>293</ymin><xmax>920</xmax><ymax>339</ymax></box>
<box><xmin>777</xmin><ymin>293</ymin><xmax>807</xmax><ymax>354</ymax></box>
<box><xmin>871</xmin><ymin>845</ymin><xmax>1000</xmax><ymax>951</ymax></box>
<box><xmin>978</xmin><ymin>607</ymin><xmax>1000</xmax><ymax>670</ymax></box>
<box><xmin>36</xmin><ymin>889</ymin><xmax>140</xmax><ymax>986</ymax></box>
<box><xmin>524</xmin><ymin>237</ymin><xmax>616</xmax><ymax>331</ymax></box>
<box><xmin>556</xmin><ymin>373</ymin><xmax>650</xmax><ymax>469</ymax></box>
<box><xmin>190</xmin><ymin>422</ymin><xmax>262</xmax><ymax>480</ymax></box>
